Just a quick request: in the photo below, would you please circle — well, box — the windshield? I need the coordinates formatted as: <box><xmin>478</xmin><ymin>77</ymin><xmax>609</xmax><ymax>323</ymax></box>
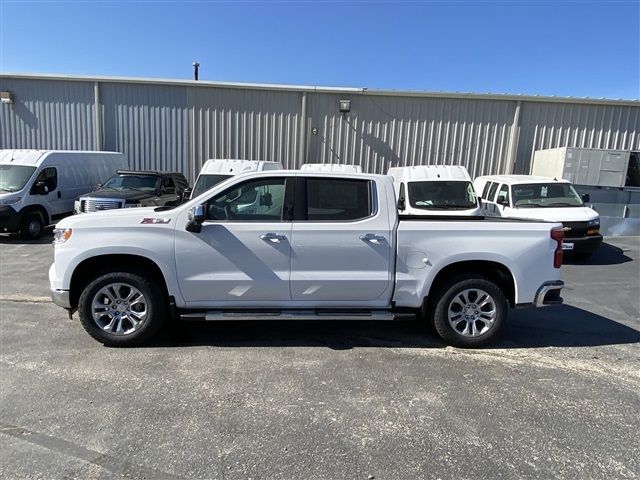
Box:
<box><xmin>407</xmin><ymin>181</ymin><xmax>478</xmax><ymax>210</ymax></box>
<box><xmin>102</xmin><ymin>174</ymin><xmax>159</xmax><ymax>192</ymax></box>
<box><xmin>192</xmin><ymin>174</ymin><xmax>232</xmax><ymax>197</ymax></box>
<box><xmin>512</xmin><ymin>183</ymin><xmax>583</xmax><ymax>208</ymax></box>
<box><xmin>0</xmin><ymin>165</ymin><xmax>37</xmax><ymax>192</ymax></box>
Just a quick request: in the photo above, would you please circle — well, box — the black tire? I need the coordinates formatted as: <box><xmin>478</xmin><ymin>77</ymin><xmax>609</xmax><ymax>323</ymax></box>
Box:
<box><xmin>19</xmin><ymin>212</ymin><xmax>44</xmax><ymax>240</ymax></box>
<box><xmin>78</xmin><ymin>271</ymin><xmax>166</xmax><ymax>347</ymax></box>
<box><xmin>431</xmin><ymin>275</ymin><xmax>508</xmax><ymax>348</ymax></box>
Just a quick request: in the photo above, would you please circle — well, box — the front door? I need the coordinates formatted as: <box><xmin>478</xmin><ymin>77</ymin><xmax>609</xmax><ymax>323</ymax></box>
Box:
<box><xmin>175</xmin><ymin>176</ymin><xmax>292</xmax><ymax>306</ymax></box>
<box><xmin>290</xmin><ymin>177</ymin><xmax>393</xmax><ymax>306</ymax></box>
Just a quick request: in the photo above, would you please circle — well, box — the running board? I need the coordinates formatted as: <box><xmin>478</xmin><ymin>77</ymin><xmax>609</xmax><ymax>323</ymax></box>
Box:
<box><xmin>180</xmin><ymin>310</ymin><xmax>415</xmax><ymax>322</ymax></box>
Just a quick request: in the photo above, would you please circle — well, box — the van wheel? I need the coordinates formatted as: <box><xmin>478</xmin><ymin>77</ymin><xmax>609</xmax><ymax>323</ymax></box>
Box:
<box><xmin>20</xmin><ymin>212</ymin><xmax>44</xmax><ymax>240</ymax></box>
<box><xmin>431</xmin><ymin>275</ymin><xmax>507</xmax><ymax>348</ymax></box>
<box><xmin>78</xmin><ymin>271</ymin><xmax>166</xmax><ymax>347</ymax></box>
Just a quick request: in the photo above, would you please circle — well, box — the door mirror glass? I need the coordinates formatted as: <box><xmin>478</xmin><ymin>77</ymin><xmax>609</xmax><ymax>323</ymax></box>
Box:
<box><xmin>581</xmin><ymin>193</ymin><xmax>590</xmax><ymax>204</ymax></box>
<box><xmin>497</xmin><ymin>195</ymin><xmax>508</xmax><ymax>206</ymax></box>
<box><xmin>182</xmin><ymin>188</ymin><xmax>193</xmax><ymax>202</ymax></box>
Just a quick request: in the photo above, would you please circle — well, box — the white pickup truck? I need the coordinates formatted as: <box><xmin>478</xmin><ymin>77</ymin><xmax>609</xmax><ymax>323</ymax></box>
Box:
<box><xmin>50</xmin><ymin>171</ymin><xmax>565</xmax><ymax>348</ymax></box>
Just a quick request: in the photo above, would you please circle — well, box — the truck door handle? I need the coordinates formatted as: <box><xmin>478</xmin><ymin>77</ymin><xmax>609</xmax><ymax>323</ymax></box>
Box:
<box><xmin>359</xmin><ymin>233</ymin><xmax>386</xmax><ymax>244</ymax></box>
<box><xmin>260</xmin><ymin>232</ymin><xmax>287</xmax><ymax>243</ymax></box>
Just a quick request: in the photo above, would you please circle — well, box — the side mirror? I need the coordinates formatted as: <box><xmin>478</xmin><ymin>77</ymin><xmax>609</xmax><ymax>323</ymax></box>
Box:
<box><xmin>497</xmin><ymin>195</ymin><xmax>508</xmax><ymax>206</ymax></box>
<box><xmin>186</xmin><ymin>205</ymin><xmax>205</xmax><ymax>233</ymax></box>
<box><xmin>35</xmin><ymin>181</ymin><xmax>49</xmax><ymax>195</ymax></box>
<box><xmin>397</xmin><ymin>197</ymin><xmax>406</xmax><ymax>211</ymax></box>
<box><xmin>477</xmin><ymin>197</ymin><xmax>483</xmax><ymax>206</ymax></box>
<box><xmin>96</xmin><ymin>183</ymin><xmax>102</xmax><ymax>190</ymax></box>
<box><xmin>581</xmin><ymin>193</ymin><xmax>590</xmax><ymax>204</ymax></box>
<box><xmin>182</xmin><ymin>188</ymin><xmax>193</xmax><ymax>202</ymax></box>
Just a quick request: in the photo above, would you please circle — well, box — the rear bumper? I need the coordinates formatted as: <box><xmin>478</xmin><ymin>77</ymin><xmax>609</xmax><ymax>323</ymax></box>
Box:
<box><xmin>534</xmin><ymin>280</ymin><xmax>564</xmax><ymax>307</ymax></box>
<box><xmin>564</xmin><ymin>234</ymin><xmax>603</xmax><ymax>254</ymax></box>
<box><xmin>0</xmin><ymin>206</ymin><xmax>21</xmax><ymax>233</ymax></box>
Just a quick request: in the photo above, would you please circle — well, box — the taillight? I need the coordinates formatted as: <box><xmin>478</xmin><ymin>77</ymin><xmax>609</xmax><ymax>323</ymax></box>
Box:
<box><xmin>551</xmin><ymin>227</ymin><xmax>565</xmax><ymax>268</ymax></box>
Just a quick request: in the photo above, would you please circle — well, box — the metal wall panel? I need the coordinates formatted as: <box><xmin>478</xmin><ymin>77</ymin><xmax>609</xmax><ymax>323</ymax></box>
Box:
<box><xmin>100</xmin><ymin>83</ymin><xmax>188</xmax><ymax>174</ymax></box>
<box><xmin>515</xmin><ymin>102</ymin><xmax>640</xmax><ymax>174</ymax></box>
<box><xmin>187</xmin><ymin>87</ymin><xmax>302</xmax><ymax>180</ymax></box>
<box><xmin>306</xmin><ymin>93</ymin><xmax>517</xmax><ymax>177</ymax></box>
<box><xmin>0</xmin><ymin>78</ymin><xmax>95</xmax><ymax>150</ymax></box>
<box><xmin>1</xmin><ymin>75</ymin><xmax>639</xmax><ymax>183</ymax></box>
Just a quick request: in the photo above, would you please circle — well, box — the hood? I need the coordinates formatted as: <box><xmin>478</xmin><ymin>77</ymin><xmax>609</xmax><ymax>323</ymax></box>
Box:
<box><xmin>78</xmin><ymin>189</ymin><xmax>155</xmax><ymax>202</ymax></box>
<box><xmin>55</xmin><ymin>207</ymin><xmax>165</xmax><ymax>229</ymax></box>
<box><xmin>508</xmin><ymin>206</ymin><xmax>598</xmax><ymax>222</ymax></box>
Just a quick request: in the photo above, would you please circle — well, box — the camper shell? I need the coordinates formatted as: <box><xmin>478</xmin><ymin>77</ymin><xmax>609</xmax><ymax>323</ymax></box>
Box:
<box><xmin>191</xmin><ymin>159</ymin><xmax>282</xmax><ymax>198</ymax></box>
<box><xmin>0</xmin><ymin>150</ymin><xmax>127</xmax><ymax>239</ymax></box>
<box><xmin>300</xmin><ymin>164</ymin><xmax>363</xmax><ymax>174</ymax></box>
<box><xmin>388</xmin><ymin>165</ymin><xmax>481</xmax><ymax>216</ymax></box>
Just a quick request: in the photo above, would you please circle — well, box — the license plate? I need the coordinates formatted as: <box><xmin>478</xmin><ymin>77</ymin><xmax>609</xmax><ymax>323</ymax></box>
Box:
<box><xmin>563</xmin><ymin>242</ymin><xmax>574</xmax><ymax>251</ymax></box>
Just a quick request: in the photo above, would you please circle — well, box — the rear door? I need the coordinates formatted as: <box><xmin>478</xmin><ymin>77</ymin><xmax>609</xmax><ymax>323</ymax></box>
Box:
<box><xmin>289</xmin><ymin>176</ymin><xmax>393</xmax><ymax>306</ymax></box>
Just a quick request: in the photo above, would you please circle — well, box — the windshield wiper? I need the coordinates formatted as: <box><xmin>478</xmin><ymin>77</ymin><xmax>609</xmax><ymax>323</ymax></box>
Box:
<box><xmin>547</xmin><ymin>202</ymin><xmax>576</xmax><ymax>207</ymax></box>
<box><xmin>0</xmin><ymin>188</ymin><xmax>15</xmax><ymax>193</ymax></box>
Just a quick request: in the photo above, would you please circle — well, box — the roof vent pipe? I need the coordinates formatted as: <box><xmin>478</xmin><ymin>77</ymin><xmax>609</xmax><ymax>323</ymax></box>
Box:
<box><xmin>193</xmin><ymin>62</ymin><xmax>200</xmax><ymax>81</ymax></box>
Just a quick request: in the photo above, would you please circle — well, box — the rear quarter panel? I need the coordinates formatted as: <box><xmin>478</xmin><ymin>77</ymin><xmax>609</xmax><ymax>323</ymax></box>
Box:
<box><xmin>394</xmin><ymin>220</ymin><xmax>561</xmax><ymax>308</ymax></box>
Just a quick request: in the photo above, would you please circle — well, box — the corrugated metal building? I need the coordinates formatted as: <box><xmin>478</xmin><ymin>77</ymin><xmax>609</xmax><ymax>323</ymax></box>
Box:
<box><xmin>1</xmin><ymin>73</ymin><xmax>639</xmax><ymax>182</ymax></box>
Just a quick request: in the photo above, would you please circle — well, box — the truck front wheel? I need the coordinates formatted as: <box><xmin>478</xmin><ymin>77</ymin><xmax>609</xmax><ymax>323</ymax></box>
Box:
<box><xmin>78</xmin><ymin>271</ymin><xmax>166</xmax><ymax>347</ymax></box>
<box><xmin>431</xmin><ymin>275</ymin><xmax>507</xmax><ymax>348</ymax></box>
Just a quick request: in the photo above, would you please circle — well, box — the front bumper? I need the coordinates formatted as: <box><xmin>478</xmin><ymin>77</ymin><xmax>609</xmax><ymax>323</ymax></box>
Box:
<box><xmin>51</xmin><ymin>289</ymin><xmax>71</xmax><ymax>309</ymax></box>
<box><xmin>0</xmin><ymin>205</ymin><xmax>21</xmax><ymax>233</ymax></box>
<box><xmin>534</xmin><ymin>280</ymin><xmax>564</xmax><ymax>307</ymax></box>
<box><xmin>564</xmin><ymin>234</ymin><xmax>603</xmax><ymax>254</ymax></box>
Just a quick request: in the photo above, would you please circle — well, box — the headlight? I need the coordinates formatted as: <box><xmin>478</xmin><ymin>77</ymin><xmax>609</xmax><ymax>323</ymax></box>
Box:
<box><xmin>587</xmin><ymin>218</ymin><xmax>600</xmax><ymax>227</ymax></box>
<box><xmin>53</xmin><ymin>228</ymin><xmax>73</xmax><ymax>245</ymax></box>
<box><xmin>0</xmin><ymin>196</ymin><xmax>21</xmax><ymax>206</ymax></box>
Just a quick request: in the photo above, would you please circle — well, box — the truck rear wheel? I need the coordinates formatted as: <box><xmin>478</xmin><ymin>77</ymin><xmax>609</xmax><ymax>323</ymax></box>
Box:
<box><xmin>78</xmin><ymin>271</ymin><xmax>166</xmax><ymax>347</ymax></box>
<box><xmin>431</xmin><ymin>275</ymin><xmax>507</xmax><ymax>348</ymax></box>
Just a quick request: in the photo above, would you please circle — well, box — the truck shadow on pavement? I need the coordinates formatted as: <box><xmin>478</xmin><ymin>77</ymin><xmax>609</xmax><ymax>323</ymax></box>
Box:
<box><xmin>564</xmin><ymin>241</ymin><xmax>633</xmax><ymax>266</ymax></box>
<box><xmin>152</xmin><ymin>305</ymin><xmax>639</xmax><ymax>350</ymax></box>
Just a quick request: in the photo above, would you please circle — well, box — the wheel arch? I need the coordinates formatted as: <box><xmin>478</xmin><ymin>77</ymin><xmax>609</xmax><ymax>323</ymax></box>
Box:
<box><xmin>69</xmin><ymin>254</ymin><xmax>169</xmax><ymax>309</ymax></box>
<box><xmin>19</xmin><ymin>204</ymin><xmax>49</xmax><ymax>226</ymax></box>
<box><xmin>425</xmin><ymin>260</ymin><xmax>516</xmax><ymax>311</ymax></box>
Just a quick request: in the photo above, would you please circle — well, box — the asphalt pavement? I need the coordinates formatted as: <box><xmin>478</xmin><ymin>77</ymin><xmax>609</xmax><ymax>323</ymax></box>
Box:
<box><xmin>0</xmin><ymin>235</ymin><xmax>638</xmax><ymax>479</ymax></box>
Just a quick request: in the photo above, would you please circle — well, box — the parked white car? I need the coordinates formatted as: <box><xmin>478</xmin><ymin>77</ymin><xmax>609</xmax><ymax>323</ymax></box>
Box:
<box><xmin>474</xmin><ymin>175</ymin><xmax>602</xmax><ymax>257</ymax></box>
<box><xmin>191</xmin><ymin>159</ymin><xmax>282</xmax><ymax>198</ymax></box>
<box><xmin>388</xmin><ymin>165</ymin><xmax>481</xmax><ymax>216</ymax></box>
<box><xmin>0</xmin><ymin>150</ymin><xmax>127</xmax><ymax>239</ymax></box>
<box><xmin>50</xmin><ymin>171</ymin><xmax>566</xmax><ymax>348</ymax></box>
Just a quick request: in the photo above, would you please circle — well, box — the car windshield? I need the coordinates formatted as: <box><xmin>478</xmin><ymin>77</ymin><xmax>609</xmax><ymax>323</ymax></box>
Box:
<box><xmin>0</xmin><ymin>165</ymin><xmax>37</xmax><ymax>192</ymax></box>
<box><xmin>512</xmin><ymin>183</ymin><xmax>583</xmax><ymax>208</ymax></box>
<box><xmin>192</xmin><ymin>174</ymin><xmax>232</xmax><ymax>197</ymax></box>
<box><xmin>102</xmin><ymin>174</ymin><xmax>159</xmax><ymax>192</ymax></box>
<box><xmin>407</xmin><ymin>181</ymin><xmax>478</xmax><ymax>210</ymax></box>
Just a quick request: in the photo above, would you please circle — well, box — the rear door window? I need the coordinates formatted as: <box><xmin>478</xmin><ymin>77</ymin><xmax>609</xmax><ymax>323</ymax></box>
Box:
<box><xmin>304</xmin><ymin>178</ymin><xmax>372</xmax><ymax>221</ymax></box>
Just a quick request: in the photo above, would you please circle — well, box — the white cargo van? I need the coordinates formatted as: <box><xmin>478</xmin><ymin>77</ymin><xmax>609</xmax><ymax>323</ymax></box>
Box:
<box><xmin>300</xmin><ymin>164</ymin><xmax>362</xmax><ymax>173</ymax></box>
<box><xmin>0</xmin><ymin>150</ymin><xmax>127</xmax><ymax>239</ymax></box>
<box><xmin>388</xmin><ymin>165</ymin><xmax>481</xmax><ymax>216</ymax></box>
<box><xmin>191</xmin><ymin>159</ymin><xmax>283</xmax><ymax>198</ymax></box>
<box><xmin>474</xmin><ymin>175</ymin><xmax>602</xmax><ymax>257</ymax></box>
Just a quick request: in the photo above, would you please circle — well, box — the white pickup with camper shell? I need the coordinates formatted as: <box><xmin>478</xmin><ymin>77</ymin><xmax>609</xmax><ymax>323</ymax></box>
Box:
<box><xmin>50</xmin><ymin>170</ymin><xmax>566</xmax><ymax>348</ymax></box>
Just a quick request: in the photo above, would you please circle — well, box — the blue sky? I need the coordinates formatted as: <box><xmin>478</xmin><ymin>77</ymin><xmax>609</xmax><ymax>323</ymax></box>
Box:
<box><xmin>1</xmin><ymin>1</ymin><xmax>638</xmax><ymax>99</ymax></box>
